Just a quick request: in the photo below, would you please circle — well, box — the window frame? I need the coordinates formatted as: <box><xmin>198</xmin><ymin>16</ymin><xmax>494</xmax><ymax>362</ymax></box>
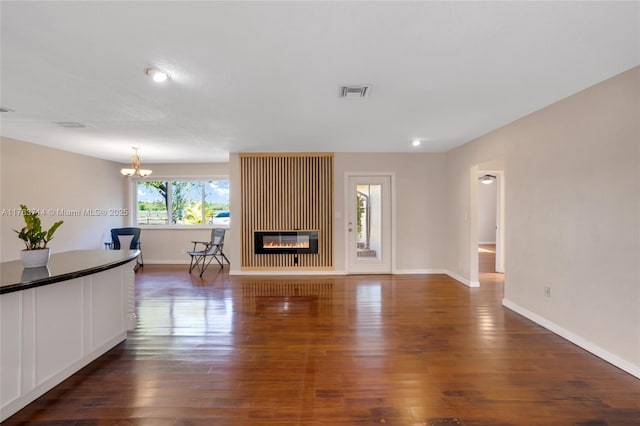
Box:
<box><xmin>130</xmin><ymin>176</ymin><xmax>230</xmax><ymax>229</ymax></box>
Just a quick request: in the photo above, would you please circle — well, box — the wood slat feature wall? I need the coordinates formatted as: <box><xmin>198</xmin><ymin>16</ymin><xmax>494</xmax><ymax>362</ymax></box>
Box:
<box><xmin>240</xmin><ymin>153</ymin><xmax>333</xmax><ymax>269</ymax></box>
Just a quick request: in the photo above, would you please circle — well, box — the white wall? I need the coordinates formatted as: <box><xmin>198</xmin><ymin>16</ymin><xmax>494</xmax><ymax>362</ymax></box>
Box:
<box><xmin>0</xmin><ymin>144</ymin><xmax>232</xmax><ymax>265</ymax></box>
<box><xmin>447</xmin><ymin>66</ymin><xmax>640</xmax><ymax>377</ymax></box>
<box><xmin>504</xmin><ymin>67</ymin><xmax>639</xmax><ymax>376</ymax></box>
<box><xmin>333</xmin><ymin>153</ymin><xmax>448</xmax><ymax>274</ymax></box>
<box><xmin>228</xmin><ymin>153</ymin><xmax>241</xmax><ymax>273</ymax></box>
<box><xmin>1</xmin><ymin>137</ymin><xmax>126</xmax><ymax>261</ymax></box>
<box><xmin>445</xmin><ymin>138</ymin><xmax>505</xmax><ymax>286</ymax></box>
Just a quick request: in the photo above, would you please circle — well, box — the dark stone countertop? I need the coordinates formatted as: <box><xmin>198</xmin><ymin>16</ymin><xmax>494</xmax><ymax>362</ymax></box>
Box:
<box><xmin>0</xmin><ymin>250</ymin><xmax>139</xmax><ymax>295</ymax></box>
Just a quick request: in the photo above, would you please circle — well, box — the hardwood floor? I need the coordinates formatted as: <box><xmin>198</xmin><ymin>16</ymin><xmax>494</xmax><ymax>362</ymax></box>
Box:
<box><xmin>4</xmin><ymin>261</ymin><xmax>640</xmax><ymax>425</ymax></box>
<box><xmin>478</xmin><ymin>244</ymin><xmax>502</xmax><ymax>286</ymax></box>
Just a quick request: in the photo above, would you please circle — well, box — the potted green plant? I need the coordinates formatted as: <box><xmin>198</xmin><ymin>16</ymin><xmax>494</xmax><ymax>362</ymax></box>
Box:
<box><xmin>14</xmin><ymin>204</ymin><xmax>63</xmax><ymax>268</ymax></box>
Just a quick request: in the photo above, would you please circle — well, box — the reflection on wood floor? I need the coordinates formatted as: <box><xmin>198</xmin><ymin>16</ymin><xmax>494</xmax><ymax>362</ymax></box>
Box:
<box><xmin>5</xmin><ymin>264</ymin><xmax>640</xmax><ymax>425</ymax></box>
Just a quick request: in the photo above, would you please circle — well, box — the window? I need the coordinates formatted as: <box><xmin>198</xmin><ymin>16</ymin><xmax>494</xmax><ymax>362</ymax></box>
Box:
<box><xmin>135</xmin><ymin>179</ymin><xmax>230</xmax><ymax>226</ymax></box>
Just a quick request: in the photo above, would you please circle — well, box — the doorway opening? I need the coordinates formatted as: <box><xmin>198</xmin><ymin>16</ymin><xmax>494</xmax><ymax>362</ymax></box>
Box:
<box><xmin>472</xmin><ymin>162</ymin><xmax>505</xmax><ymax>286</ymax></box>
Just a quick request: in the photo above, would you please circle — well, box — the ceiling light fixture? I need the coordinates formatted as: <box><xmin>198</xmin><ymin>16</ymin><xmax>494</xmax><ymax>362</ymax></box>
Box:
<box><xmin>412</xmin><ymin>139</ymin><xmax>421</xmax><ymax>147</ymax></box>
<box><xmin>479</xmin><ymin>174</ymin><xmax>496</xmax><ymax>184</ymax></box>
<box><xmin>121</xmin><ymin>147</ymin><xmax>152</xmax><ymax>177</ymax></box>
<box><xmin>339</xmin><ymin>85</ymin><xmax>371</xmax><ymax>99</ymax></box>
<box><xmin>145</xmin><ymin>68</ymin><xmax>170</xmax><ymax>83</ymax></box>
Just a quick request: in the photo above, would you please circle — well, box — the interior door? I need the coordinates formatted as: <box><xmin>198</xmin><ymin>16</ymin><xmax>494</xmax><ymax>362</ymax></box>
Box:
<box><xmin>346</xmin><ymin>175</ymin><xmax>392</xmax><ymax>274</ymax></box>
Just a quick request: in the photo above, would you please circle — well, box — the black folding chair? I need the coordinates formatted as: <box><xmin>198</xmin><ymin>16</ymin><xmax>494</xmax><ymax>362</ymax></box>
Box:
<box><xmin>110</xmin><ymin>227</ymin><xmax>144</xmax><ymax>272</ymax></box>
<box><xmin>188</xmin><ymin>228</ymin><xmax>229</xmax><ymax>277</ymax></box>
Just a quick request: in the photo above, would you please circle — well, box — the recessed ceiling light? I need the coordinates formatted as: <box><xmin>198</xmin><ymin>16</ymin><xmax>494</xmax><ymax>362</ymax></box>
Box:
<box><xmin>145</xmin><ymin>68</ymin><xmax>170</xmax><ymax>83</ymax></box>
<box><xmin>412</xmin><ymin>139</ymin><xmax>421</xmax><ymax>147</ymax></box>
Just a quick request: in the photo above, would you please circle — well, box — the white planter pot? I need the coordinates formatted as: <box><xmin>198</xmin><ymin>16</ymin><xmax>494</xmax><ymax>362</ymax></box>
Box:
<box><xmin>21</xmin><ymin>266</ymin><xmax>51</xmax><ymax>282</ymax></box>
<box><xmin>20</xmin><ymin>248</ymin><xmax>51</xmax><ymax>268</ymax></box>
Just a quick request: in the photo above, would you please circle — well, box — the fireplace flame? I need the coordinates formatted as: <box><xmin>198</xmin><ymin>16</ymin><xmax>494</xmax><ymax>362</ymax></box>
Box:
<box><xmin>255</xmin><ymin>231</ymin><xmax>317</xmax><ymax>254</ymax></box>
<box><xmin>263</xmin><ymin>242</ymin><xmax>310</xmax><ymax>249</ymax></box>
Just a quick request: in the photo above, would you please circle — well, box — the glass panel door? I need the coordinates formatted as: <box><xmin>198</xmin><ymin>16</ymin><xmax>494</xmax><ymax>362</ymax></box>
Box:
<box><xmin>346</xmin><ymin>175</ymin><xmax>392</xmax><ymax>274</ymax></box>
<box><xmin>356</xmin><ymin>184</ymin><xmax>382</xmax><ymax>260</ymax></box>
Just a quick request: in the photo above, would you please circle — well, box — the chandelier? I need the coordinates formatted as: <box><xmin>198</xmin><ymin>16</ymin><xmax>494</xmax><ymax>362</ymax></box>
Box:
<box><xmin>120</xmin><ymin>147</ymin><xmax>152</xmax><ymax>177</ymax></box>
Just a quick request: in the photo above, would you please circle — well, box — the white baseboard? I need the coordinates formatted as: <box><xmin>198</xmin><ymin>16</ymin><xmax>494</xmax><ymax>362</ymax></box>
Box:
<box><xmin>144</xmin><ymin>259</ymin><xmax>191</xmax><ymax>265</ymax></box>
<box><xmin>502</xmin><ymin>299</ymin><xmax>640</xmax><ymax>379</ymax></box>
<box><xmin>394</xmin><ymin>268</ymin><xmax>448</xmax><ymax>275</ymax></box>
<box><xmin>143</xmin><ymin>263</ymin><xmax>479</xmax><ymax>290</ymax></box>
<box><xmin>144</xmin><ymin>264</ymin><xmax>473</xmax><ymax>289</ymax></box>
<box><xmin>153</xmin><ymin>264</ymin><xmax>479</xmax><ymax>285</ymax></box>
<box><xmin>231</xmin><ymin>269</ymin><xmax>451</xmax><ymax>276</ymax></box>
<box><xmin>229</xmin><ymin>269</ymin><xmax>346</xmax><ymax>276</ymax></box>
<box><xmin>445</xmin><ymin>270</ymin><xmax>480</xmax><ymax>287</ymax></box>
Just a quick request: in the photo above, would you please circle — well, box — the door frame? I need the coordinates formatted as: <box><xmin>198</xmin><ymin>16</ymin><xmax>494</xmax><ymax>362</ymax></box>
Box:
<box><xmin>495</xmin><ymin>171</ymin><xmax>505</xmax><ymax>273</ymax></box>
<box><xmin>344</xmin><ymin>172</ymin><xmax>396</xmax><ymax>274</ymax></box>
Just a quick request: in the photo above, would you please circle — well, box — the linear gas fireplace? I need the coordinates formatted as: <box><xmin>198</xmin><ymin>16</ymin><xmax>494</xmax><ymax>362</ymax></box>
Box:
<box><xmin>254</xmin><ymin>230</ymin><xmax>319</xmax><ymax>254</ymax></box>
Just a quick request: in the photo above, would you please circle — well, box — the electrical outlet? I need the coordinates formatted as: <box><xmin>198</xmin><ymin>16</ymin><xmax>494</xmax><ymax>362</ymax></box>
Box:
<box><xmin>544</xmin><ymin>286</ymin><xmax>551</xmax><ymax>297</ymax></box>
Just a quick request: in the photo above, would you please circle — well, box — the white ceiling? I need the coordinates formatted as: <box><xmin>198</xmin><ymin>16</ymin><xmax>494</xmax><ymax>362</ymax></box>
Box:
<box><xmin>1</xmin><ymin>1</ymin><xmax>638</xmax><ymax>164</ymax></box>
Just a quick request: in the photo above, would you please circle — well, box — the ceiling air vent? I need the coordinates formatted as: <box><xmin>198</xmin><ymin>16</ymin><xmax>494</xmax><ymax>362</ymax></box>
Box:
<box><xmin>339</xmin><ymin>85</ymin><xmax>371</xmax><ymax>99</ymax></box>
<box><xmin>54</xmin><ymin>121</ymin><xmax>86</xmax><ymax>128</ymax></box>
<box><xmin>0</xmin><ymin>106</ymin><xmax>14</xmax><ymax>113</ymax></box>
